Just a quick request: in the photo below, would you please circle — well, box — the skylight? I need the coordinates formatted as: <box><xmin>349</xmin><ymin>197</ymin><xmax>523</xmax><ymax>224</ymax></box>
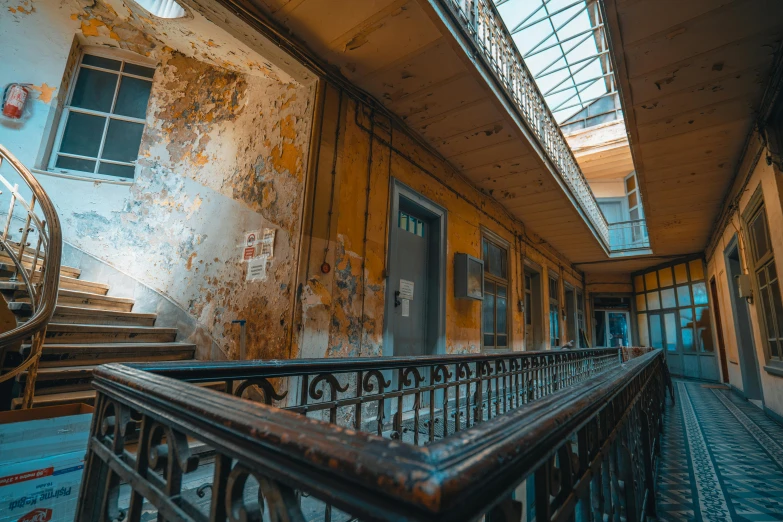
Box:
<box><xmin>135</xmin><ymin>0</ymin><xmax>186</xmax><ymax>18</ymax></box>
<box><xmin>496</xmin><ymin>0</ymin><xmax>616</xmax><ymax>123</ymax></box>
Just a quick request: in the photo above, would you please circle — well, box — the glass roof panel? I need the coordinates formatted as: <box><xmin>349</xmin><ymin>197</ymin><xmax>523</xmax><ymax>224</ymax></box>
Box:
<box><xmin>496</xmin><ymin>0</ymin><xmax>616</xmax><ymax>123</ymax></box>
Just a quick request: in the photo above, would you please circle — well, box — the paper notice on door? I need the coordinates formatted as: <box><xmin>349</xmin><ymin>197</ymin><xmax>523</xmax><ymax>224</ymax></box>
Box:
<box><xmin>401</xmin><ymin>298</ymin><xmax>410</xmax><ymax>317</ymax></box>
<box><xmin>399</xmin><ymin>279</ymin><xmax>414</xmax><ymax>300</ymax></box>
<box><xmin>247</xmin><ymin>255</ymin><xmax>267</xmax><ymax>281</ymax></box>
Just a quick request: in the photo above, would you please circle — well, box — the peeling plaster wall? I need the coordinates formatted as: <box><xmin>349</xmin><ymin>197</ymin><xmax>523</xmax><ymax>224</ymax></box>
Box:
<box><xmin>295</xmin><ymin>86</ymin><xmax>587</xmax><ymax>360</ymax></box>
<box><xmin>1</xmin><ymin>0</ymin><xmax>315</xmax><ymax>360</ymax></box>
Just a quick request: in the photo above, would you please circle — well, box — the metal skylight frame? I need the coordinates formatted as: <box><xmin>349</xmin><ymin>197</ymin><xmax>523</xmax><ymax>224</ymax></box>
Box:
<box><xmin>495</xmin><ymin>0</ymin><xmax>617</xmax><ymax>123</ymax></box>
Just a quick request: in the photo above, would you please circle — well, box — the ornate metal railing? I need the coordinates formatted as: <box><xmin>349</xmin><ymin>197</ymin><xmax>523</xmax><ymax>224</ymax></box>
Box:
<box><xmin>0</xmin><ymin>145</ymin><xmax>62</xmax><ymax>409</ymax></box>
<box><xmin>437</xmin><ymin>0</ymin><xmax>611</xmax><ymax>249</ymax></box>
<box><xmin>607</xmin><ymin>218</ymin><xmax>651</xmax><ymax>252</ymax></box>
<box><xmin>77</xmin><ymin>348</ymin><xmax>669</xmax><ymax>521</ymax></box>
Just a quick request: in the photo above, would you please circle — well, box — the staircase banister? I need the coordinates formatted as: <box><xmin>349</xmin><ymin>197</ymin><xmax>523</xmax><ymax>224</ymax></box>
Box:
<box><xmin>0</xmin><ymin>144</ymin><xmax>62</xmax><ymax>398</ymax></box>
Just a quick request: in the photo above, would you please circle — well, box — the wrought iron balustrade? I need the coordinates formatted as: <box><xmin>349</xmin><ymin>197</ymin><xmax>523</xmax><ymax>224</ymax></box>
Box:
<box><xmin>436</xmin><ymin>0</ymin><xmax>612</xmax><ymax>249</ymax></box>
<box><xmin>607</xmin><ymin>218</ymin><xmax>651</xmax><ymax>252</ymax></box>
<box><xmin>77</xmin><ymin>348</ymin><xmax>670</xmax><ymax>521</ymax></box>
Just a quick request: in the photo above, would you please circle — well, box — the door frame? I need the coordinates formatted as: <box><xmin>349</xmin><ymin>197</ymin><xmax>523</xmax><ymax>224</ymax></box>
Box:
<box><xmin>593</xmin><ymin>309</ymin><xmax>631</xmax><ymax>347</ymax></box>
<box><xmin>724</xmin><ymin>235</ymin><xmax>764</xmax><ymax>399</ymax></box>
<box><xmin>383</xmin><ymin>179</ymin><xmax>447</xmax><ymax>357</ymax></box>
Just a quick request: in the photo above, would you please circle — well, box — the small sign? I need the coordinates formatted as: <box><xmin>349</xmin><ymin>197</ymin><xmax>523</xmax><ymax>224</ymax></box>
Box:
<box><xmin>260</xmin><ymin>228</ymin><xmax>276</xmax><ymax>258</ymax></box>
<box><xmin>247</xmin><ymin>256</ymin><xmax>267</xmax><ymax>281</ymax></box>
<box><xmin>399</xmin><ymin>279</ymin><xmax>414</xmax><ymax>301</ymax></box>
<box><xmin>245</xmin><ymin>231</ymin><xmax>258</xmax><ymax>247</ymax></box>
<box><xmin>243</xmin><ymin>247</ymin><xmax>255</xmax><ymax>260</ymax></box>
<box><xmin>401</xmin><ymin>299</ymin><xmax>410</xmax><ymax>317</ymax></box>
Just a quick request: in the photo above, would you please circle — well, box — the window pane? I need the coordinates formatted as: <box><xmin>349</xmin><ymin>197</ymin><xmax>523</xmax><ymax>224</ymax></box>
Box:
<box><xmin>483</xmin><ymin>294</ymin><xmax>495</xmax><ymax>334</ymax></box>
<box><xmin>98</xmin><ymin>162</ymin><xmax>135</xmax><ymax>178</ymax></box>
<box><xmin>680</xmin><ymin>308</ymin><xmax>694</xmax><ymax>351</ymax></box>
<box><xmin>114</xmin><ymin>76</ymin><xmax>152</xmax><ymax>119</ymax></box>
<box><xmin>625</xmin><ymin>175</ymin><xmax>636</xmax><ymax>192</ymax></box>
<box><xmin>102</xmin><ymin>119</ymin><xmax>144</xmax><ymax>162</ymax></box>
<box><xmin>676</xmin><ymin>285</ymin><xmax>692</xmax><ymax>307</ymax></box>
<box><xmin>630</xmin><ymin>208</ymin><xmax>640</xmax><ymax>221</ymax></box>
<box><xmin>647</xmin><ymin>291</ymin><xmax>660</xmax><ymax>310</ymax></box>
<box><xmin>55</xmin><ymin>155</ymin><xmax>95</xmax><ymax>173</ymax></box>
<box><xmin>71</xmin><ymin>68</ymin><xmax>118</xmax><ymax>112</ymax></box>
<box><xmin>486</xmin><ymin>242</ymin><xmax>504</xmax><ymax>278</ymax></box>
<box><xmin>82</xmin><ymin>54</ymin><xmax>122</xmax><ymax>70</ymax></box>
<box><xmin>650</xmin><ymin>314</ymin><xmax>662</xmax><ymax>349</ymax></box>
<box><xmin>664</xmin><ymin>313</ymin><xmax>677</xmax><ymax>351</ymax></box>
<box><xmin>658</xmin><ymin>267</ymin><xmax>673</xmax><ymax>288</ymax></box>
<box><xmin>750</xmin><ymin>209</ymin><xmax>770</xmax><ymax>262</ymax></box>
<box><xmin>645</xmin><ymin>271</ymin><xmax>658</xmax><ymax>290</ymax></box>
<box><xmin>525</xmin><ymin>293</ymin><xmax>532</xmax><ymax>324</ymax></box>
<box><xmin>635</xmin><ymin>293</ymin><xmax>646</xmax><ymax>311</ymax></box>
<box><xmin>59</xmin><ymin>112</ymin><xmax>106</xmax><ymax>157</ymax></box>
<box><xmin>634</xmin><ymin>275</ymin><xmax>644</xmax><ymax>293</ymax></box>
<box><xmin>661</xmin><ymin>288</ymin><xmax>676</xmax><ymax>309</ymax></box>
<box><xmin>496</xmin><ymin>334</ymin><xmax>507</xmax><ymax>347</ymax></box>
<box><xmin>759</xmin><ymin>267</ymin><xmax>768</xmax><ymax>287</ymax></box>
<box><xmin>484</xmin><ymin>334</ymin><xmax>494</xmax><ymax>347</ymax></box>
<box><xmin>770</xmin><ymin>279</ymin><xmax>783</xmax><ymax>340</ymax></box>
<box><xmin>123</xmin><ymin>62</ymin><xmax>155</xmax><ymax>78</ymax></box>
<box><xmin>497</xmin><ymin>296</ymin><xmax>507</xmax><ymax>334</ymax></box>
<box><xmin>628</xmin><ymin>191</ymin><xmax>638</xmax><ymax>208</ymax></box>
<box><xmin>674</xmin><ymin>263</ymin><xmax>688</xmax><ymax>284</ymax></box>
<box><xmin>638</xmin><ymin>313</ymin><xmax>649</xmax><ymax>346</ymax></box>
<box><xmin>695</xmin><ymin>306</ymin><xmax>714</xmax><ymax>352</ymax></box>
<box><xmin>497</xmin><ymin>285</ymin><xmax>507</xmax><ymax>298</ymax></box>
<box><xmin>692</xmin><ymin>282</ymin><xmax>708</xmax><ymax>305</ymax></box>
<box><xmin>688</xmin><ymin>259</ymin><xmax>705</xmax><ymax>281</ymax></box>
<box><xmin>761</xmin><ymin>286</ymin><xmax>777</xmax><ymax>339</ymax></box>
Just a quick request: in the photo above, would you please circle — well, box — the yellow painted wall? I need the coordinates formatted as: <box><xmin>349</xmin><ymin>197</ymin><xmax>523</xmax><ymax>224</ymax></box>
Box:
<box><xmin>707</xmin><ymin>152</ymin><xmax>783</xmax><ymax>418</ymax></box>
<box><xmin>294</xmin><ymin>85</ymin><xmax>586</xmax><ymax>359</ymax></box>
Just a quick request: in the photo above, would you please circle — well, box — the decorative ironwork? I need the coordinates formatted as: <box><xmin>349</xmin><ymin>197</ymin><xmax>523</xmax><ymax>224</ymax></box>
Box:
<box><xmin>77</xmin><ymin>348</ymin><xmax>669</xmax><ymax>521</ymax></box>
<box><xmin>436</xmin><ymin>0</ymin><xmax>612</xmax><ymax>249</ymax></box>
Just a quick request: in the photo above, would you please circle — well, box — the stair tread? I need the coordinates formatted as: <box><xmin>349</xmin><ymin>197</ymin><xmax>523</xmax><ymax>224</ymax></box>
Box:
<box><xmin>22</xmin><ymin>288</ymin><xmax>134</xmax><ymax>302</ymax></box>
<box><xmin>26</xmin><ymin>341</ymin><xmax>196</xmax><ymax>350</ymax></box>
<box><xmin>15</xmin><ymin>381</ymin><xmax>219</xmax><ymax>408</ymax></box>
<box><xmin>52</xmin><ymin>305</ymin><xmax>156</xmax><ymax>319</ymax></box>
<box><xmin>46</xmin><ymin>323</ymin><xmax>177</xmax><ymax>334</ymax></box>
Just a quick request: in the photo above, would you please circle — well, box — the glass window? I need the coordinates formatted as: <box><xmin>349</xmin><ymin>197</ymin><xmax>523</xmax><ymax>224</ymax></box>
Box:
<box><xmin>633</xmin><ymin>274</ymin><xmax>645</xmax><ymax>293</ymax></box>
<box><xmin>676</xmin><ymin>285</ymin><xmax>691</xmax><ymax>307</ymax></box>
<box><xmin>625</xmin><ymin>175</ymin><xmax>636</xmax><ymax>192</ymax></box>
<box><xmin>756</xmin><ymin>258</ymin><xmax>783</xmax><ymax>360</ymax></box>
<box><xmin>638</xmin><ymin>313</ymin><xmax>649</xmax><ymax>346</ymax></box>
<box><xmin>650</xmin><ymin>314</ymin><xmax>663</xmax><ymax>349</ymax></box>
<box><xmin>661</xmin><ymin>288</ymin><xmax>676</xmax><ymax>309</ymax></box>
<box><xmin>635</xmin><ymin>293</ymin><xmax>646</xmax><ymax>312</ymax></box>
<box><xmin>688</xmin><ymin>259</ymin><xmax>705</xmax><ymax>281</ymax></box>
<box><xmin>674</xmin><ymin>263</ymin><xmax>688</xmax><ymax>285</ymax></box>
<box><xmin>692</xmin><ymin>282</ymin><xmax>708</xmax><ymax>305</ymax></box>
<box><xmin>750</xmin><ymin>208</ymin><xmax>770</xmax><ymax>262</ymax></box>
<box><xmin>664</xmin><ymin>313</ymin><xmax>677</xmax><ymax>351</ymax></box>
<box><xmin>53</xmin><ymin>52</ymin><xmax>154</xmax><ymax>179</ymax></box>
<box><xmin>548</xmin><ymin>276</ymin><xmax>560</xmax><ymax>347</ymax></box>
<box><xmin>658</xmin><ymin>267</ymin><xmax>674</xmax><ymax>288</ymax></box>
<box><xmin>647</xmin><ymin>291</ymin><xmax>660</xmax><ymax>310</ymax></box>
<box><xmin>680</xmin><ymin>308</ymin><xmax>695</xmax><ymax>352</ymax></box>
<box><xmin>645</xmin><ymin>271</ymin><xmax>658</xmax><ymax>291</ymax></box>
<box><xmin>482</xmin><ymin>237</ymin><xmax>509</xmax><ymax>349</ymax></box>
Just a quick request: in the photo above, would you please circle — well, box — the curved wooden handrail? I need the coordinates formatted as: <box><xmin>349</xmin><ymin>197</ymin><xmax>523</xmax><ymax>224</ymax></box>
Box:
<box><xmin>0</xmin><ymin>144</ymin><xmax>62</xmax><ymax>409</ymax></box>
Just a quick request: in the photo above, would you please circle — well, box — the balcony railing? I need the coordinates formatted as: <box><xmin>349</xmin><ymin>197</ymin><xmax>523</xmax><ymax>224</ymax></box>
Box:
<box><xmin>76</xmin><ymin>348</ymin><xmax>670</xmax><ymax>521</ymax></box>
<box><xmin>437</xmin><ymin>0</ymin><xmax>611</xmax><ymax>249</ymax></box>
<box><xmin>607</xmin><ymin>219</ymin><xmax>651</xmax><ymax>252</ymax></box>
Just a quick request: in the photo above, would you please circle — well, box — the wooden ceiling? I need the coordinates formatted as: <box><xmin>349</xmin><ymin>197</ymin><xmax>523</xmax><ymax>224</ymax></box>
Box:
<box><xmin>236</xmin><ymin>0</ymin><xmax>612</xmax><ymax>263</ymax></box>
<box><xmin>602</xmin><ymin>0</ymin><xmax>783</xmax><ymax>264</ymax></box>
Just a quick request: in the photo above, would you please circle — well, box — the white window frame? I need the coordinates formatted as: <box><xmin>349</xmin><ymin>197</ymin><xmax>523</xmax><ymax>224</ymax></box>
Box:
<box><xmin>48</xmin><ymin>47</ymin><xmax>156</xmax><ymax>181</ymax></box>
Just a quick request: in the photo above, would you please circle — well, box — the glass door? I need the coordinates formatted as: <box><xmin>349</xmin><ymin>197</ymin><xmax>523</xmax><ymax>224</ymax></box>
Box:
<box><xmin>607</xmin><ymin>312</ymin><xmax>630</xmax><ymax>347</ymax></box>
<box><xmin>648</xmin><ymin>310</ymin><xmax>682</xmax><ymax>376</ymax></box>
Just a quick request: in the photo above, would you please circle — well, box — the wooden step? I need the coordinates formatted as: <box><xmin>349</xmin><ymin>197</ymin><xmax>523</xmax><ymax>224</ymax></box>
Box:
<box><xmin>15</xmin><ymin>289</ymin><xmax>134</xmax><ymax>312</ymax></box>
<box><xmin>24</xmin><ymin>342</ymin><xmax>196</xmax><ymax>366</ymax></box>
<box><xmin>44</xmin><ymin>323</ymin><xmax>177</xmax><ymax>344</ymax></box>
<box><xmin>13</xmin><ymin>381</ymin><xmax>224</xmax><ymax>409</ymax></box>
<box><xmin>11</xmin><ymin>304</ymin><xmax>156</xmax><ymax>326</ymax></box>
<box><xmin>0</xmin><ymin>253</ymin><xmax>81</xmax><ymax>279</ymax></box>
<box><xmin>0</xmin><ymin>275</ymin><xmax>109</xmax><ymax>296</ymax></box>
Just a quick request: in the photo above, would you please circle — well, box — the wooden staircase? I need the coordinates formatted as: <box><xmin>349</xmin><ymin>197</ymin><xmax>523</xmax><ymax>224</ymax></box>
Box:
<box><xmin>0</xmin><ymin>256</ymin><xmax>197</xmax><ymax>409</ymax></box>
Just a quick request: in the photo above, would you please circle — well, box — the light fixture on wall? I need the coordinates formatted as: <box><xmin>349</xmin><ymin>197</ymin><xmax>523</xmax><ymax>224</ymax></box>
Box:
<box><xmin>134</xmin><ymin>0</ymin><xmax>187</xmax><ymax>18</ymax></box>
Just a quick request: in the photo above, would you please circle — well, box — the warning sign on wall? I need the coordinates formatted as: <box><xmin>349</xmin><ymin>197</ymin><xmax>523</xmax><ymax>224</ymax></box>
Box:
<box><xmin>243</xmin><ymin>247</ymin><xmax>255</xmax><ymax>260</ymax></box>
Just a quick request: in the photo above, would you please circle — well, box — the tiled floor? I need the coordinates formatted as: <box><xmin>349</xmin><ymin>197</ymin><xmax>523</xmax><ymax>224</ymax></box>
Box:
<box><xmin>657</xmin><ymin>381</ymin><xmax>783</xmax><ymax>521</ymax></box>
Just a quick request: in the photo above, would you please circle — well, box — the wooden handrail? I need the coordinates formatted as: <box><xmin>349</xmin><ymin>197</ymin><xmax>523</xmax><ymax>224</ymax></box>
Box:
<box><xmin>0</xmin><ymin>144</ymin><xmax>62</xmax><ymax>409</ymax></box>
<box><xmin>77</xmin><ymin>349</ymin><xmax>668</xmax><ymax>521</ymax></box>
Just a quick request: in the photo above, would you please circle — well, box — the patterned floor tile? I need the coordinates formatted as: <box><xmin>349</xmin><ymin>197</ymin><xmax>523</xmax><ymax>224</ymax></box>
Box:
<box><xmin>656</xmin><ymin>381</ymin><xmax>783</xmax><ymax>522</ymax></box>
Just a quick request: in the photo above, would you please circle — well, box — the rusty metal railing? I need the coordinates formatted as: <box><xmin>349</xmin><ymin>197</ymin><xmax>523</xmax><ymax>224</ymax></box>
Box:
<box><xmin>0</xmin><ymin>144</ymin><xmax>62</xmax><ymax>409</ymax></box>
<box><xmin>437</xmin><ymin>0</ymin><xmax>612</xmax><ymax>249</ymax></box>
